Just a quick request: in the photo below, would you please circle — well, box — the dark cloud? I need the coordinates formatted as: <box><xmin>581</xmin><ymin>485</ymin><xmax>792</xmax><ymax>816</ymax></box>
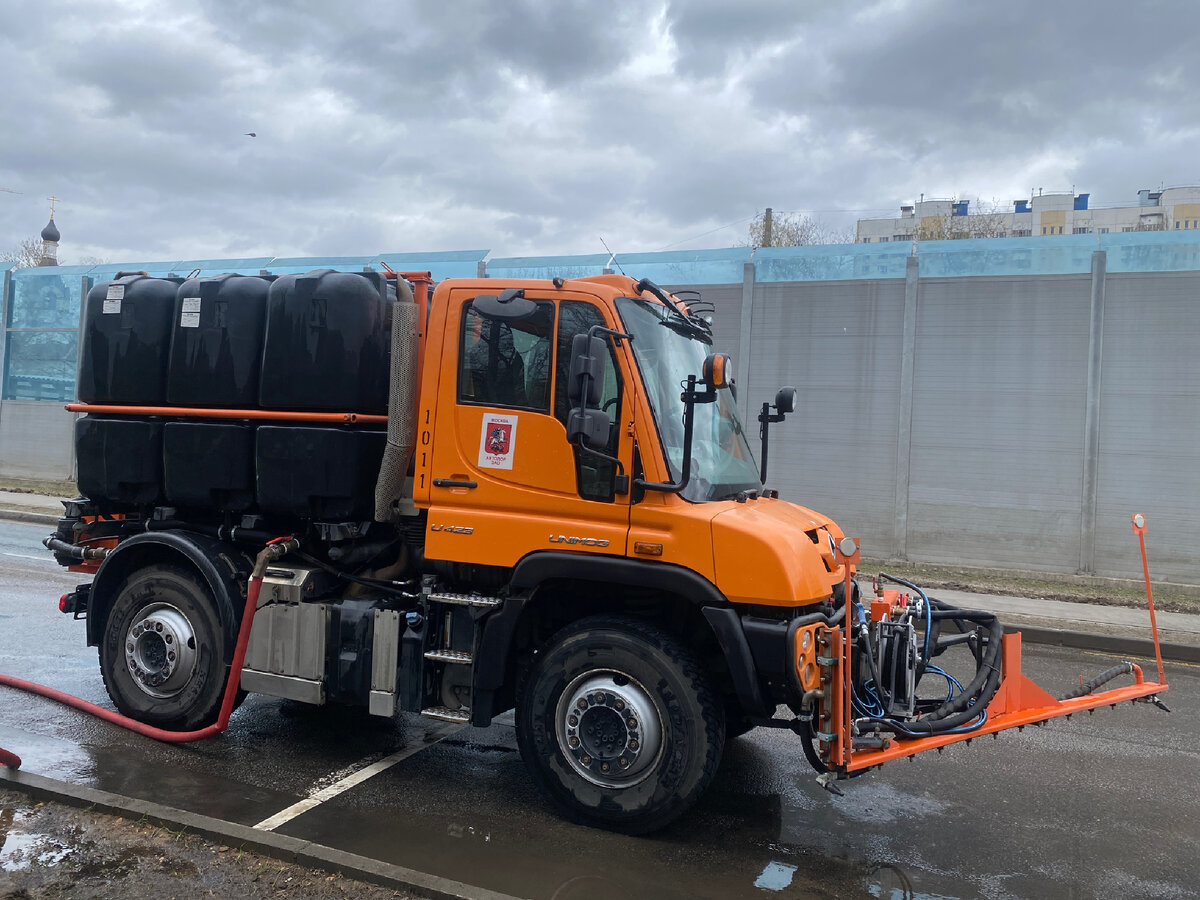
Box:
<box><xmin>3</xmin><ymin>0</ymin><xmax>1200</xmax><ymax>263</ymax></box>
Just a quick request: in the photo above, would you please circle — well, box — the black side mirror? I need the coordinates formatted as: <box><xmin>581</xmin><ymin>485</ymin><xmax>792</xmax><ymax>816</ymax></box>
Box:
<box><xmin>472</xmin><ymin>289</ymin><xmax>538</xmax><ymax>321</ymax></box>
<box><xmin>567</xmin><ymin>407</ymin><xmax>611</xmax><ymax>446</ymax></box>
<box><xmin>757</xmin><ymin>386</ymin><xmax>798</xmax><ymax>486</ymax></box>
<box><xmin>568</xmin><ymin>333</ymin><xmax>607</xmax><ymax>405</ymax></box>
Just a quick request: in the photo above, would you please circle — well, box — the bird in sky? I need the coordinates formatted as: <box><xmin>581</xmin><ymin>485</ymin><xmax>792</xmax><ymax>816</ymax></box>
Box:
<box><xmin>244</xmin><ymin>132</ymin><xmax>256</xmax><ymax>138</ymax></box>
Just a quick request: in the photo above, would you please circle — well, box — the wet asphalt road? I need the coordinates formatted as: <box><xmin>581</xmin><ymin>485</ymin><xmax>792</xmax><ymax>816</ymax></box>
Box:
<box><xmin>0</xmin><ymin>519</ymin><xmax>1197</xmax><ymax>900</ymax></box>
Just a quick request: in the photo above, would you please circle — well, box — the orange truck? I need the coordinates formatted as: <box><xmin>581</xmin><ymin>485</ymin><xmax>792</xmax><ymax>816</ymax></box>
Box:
<box><xmin>41</xmin><ymin>268</ymin><xmax>1168</xmax><ymax>833</ymax></box>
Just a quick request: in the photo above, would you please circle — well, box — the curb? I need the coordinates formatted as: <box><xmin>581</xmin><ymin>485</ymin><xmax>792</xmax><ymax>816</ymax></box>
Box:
<box><xmin>0</xmin><ymin>768</ymin><xmax>522</xmax><ymax>900</ymax></box>
<box><xmin>1006</xmin><ymin>623</ymin><xmax>1199</xmax><ymax>665</ymax></box>
<box><xmin>0</xmin><ymin>507</ymin><xmax>60</xmax><ymax>527</ymax></box>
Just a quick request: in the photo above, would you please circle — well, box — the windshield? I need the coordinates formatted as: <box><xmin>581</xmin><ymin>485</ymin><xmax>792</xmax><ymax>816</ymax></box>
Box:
<box><xmin>617</xmin><ymin>297</ymin><xmax>761</xmax><ymax>502</ymax></box>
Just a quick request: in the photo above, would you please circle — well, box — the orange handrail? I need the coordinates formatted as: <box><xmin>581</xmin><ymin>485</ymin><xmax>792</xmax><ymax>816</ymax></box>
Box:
<box><xmin>66</xmin><ymin>403</ymin><xmax>387</xmax><ymax>425</ymax></box>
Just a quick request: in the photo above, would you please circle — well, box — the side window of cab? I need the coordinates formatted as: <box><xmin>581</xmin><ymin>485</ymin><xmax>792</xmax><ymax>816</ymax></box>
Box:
<box><xmin>457</xmin><ymin>300</ymin><xmax>555</xmax><ymax>411</ymax></box>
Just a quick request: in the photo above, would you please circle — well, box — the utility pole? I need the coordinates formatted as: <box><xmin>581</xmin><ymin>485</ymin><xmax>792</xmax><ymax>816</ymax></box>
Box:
<box><xmin>763</xmin><ymin>207</ymin><xmax>773</xmax><ymax>247</ymax></box>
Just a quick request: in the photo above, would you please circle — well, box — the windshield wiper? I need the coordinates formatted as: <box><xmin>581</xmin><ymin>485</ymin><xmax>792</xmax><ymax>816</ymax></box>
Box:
<box><xmin>630</xmin><ymin>295</ymin><xmax>712</xmax><ymax>343</ymax></box>
<box><xmin>634</xmin><ymin>279</ymin><xmax>713</xmax><ymax>343</ymax></box>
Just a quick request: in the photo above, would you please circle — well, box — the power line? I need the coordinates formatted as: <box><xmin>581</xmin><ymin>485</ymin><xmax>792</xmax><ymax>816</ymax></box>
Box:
<box><xmin>654</xmin><ymin>214</ymin><xmax>758</xmax><ymax>252</ymax></box>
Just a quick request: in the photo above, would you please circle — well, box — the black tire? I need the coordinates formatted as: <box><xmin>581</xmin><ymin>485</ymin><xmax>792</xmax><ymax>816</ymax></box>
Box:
<box><xmin>99</xmin><ymin>564</ymin><xmax>231</xmax><ymax>731</ymax></box>
<box><xmin>516</xmin><ymin>615</ymin><xmax>724</xmax><ymax>834</ymax></box>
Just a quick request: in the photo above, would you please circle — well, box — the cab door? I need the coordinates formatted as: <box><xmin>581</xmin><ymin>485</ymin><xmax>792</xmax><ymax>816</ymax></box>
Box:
<box><xmin>424</xmin><ymin>288</ymin><xmax>633</xmax><ymax>568</ymax></box>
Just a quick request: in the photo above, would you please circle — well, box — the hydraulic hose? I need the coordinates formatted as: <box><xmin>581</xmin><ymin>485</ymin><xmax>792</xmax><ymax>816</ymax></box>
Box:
<box><xmin>0</xmin><ymin>537</ymin><xmax>297</xmax><ymax>770</ymax></box>
<box><xmin>1058</xmin><ymin>662</ymin><xmax>1135</xmax><ymax>701</ymax></box>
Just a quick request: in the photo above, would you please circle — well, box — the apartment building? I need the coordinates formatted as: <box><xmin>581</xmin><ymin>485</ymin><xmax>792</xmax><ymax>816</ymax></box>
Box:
<box><xmin>856</xmin><ymin>186</ymin><xmax>1200</xmax><ymax>243</ymax></box>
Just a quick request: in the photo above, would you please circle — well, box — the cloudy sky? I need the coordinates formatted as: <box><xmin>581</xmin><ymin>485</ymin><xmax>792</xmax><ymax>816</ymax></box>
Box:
<box><xmin>2</xmin><ymin>0</ymin><xmax>1198</xmax><ymax>264</ymax></box>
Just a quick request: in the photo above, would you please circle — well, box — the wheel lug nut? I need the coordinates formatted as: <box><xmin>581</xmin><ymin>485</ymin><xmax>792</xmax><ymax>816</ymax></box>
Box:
<box><xmin>619</xmin><ymin>757</ymin><xmax>628</xmax><ymax>767</ymax></box>
<box><xmin>155</xmin><ymin>622</ymin><xmax>163</xmax><ymax>632</ymax></box>
<box><xmin>164</xmin><ymin>634</ymin><xmax>173</xmax><ymax>644</ymax></box>
<box><xmin>568</xmin><ymin>715</ymin><xmax>578</xmax><ymax>727</ymax></box>
<box><xmin>629</xmin><ymin>739</ymin><xmax>639</xmax><ymax>750</ymax></box>
<box><xmin>168</xmin><ymin>651</ymin><xmax>176</xmax><ymax>661</ymax></box>
<box><xmin>601</xmin><ymin>763</ymin><xmax>610</xmax><ymax>773</ymax></box>
<box><xmin>581</xmin><ymin>755</ymin><xmax>592</xmax><ymax>765</ymax></box>
<box><xmin>569</xmin><ymin>736</ymin><xmax>580</xmax><ymax>749</ymax></box>
<box><xmin>577</xmin><ymin>698</ymin><xmax>587</xmax><ymax>710</ymax></box>
<box><xmin>126</xmin><ymin>642</ymin><xmax>134</xmax><ymax>652</ymax></box>
<box><xmin>627</xmin><ymin>718</ymin><xmax>637</xmax><ymax>729</ymax></box>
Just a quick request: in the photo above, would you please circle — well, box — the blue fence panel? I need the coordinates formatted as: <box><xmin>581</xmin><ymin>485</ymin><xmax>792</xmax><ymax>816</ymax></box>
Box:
<box><xmin>615</xmin><ymin>247</ymin><xmax>750</xmax><ymax>285</ymax></box>
<box><xmin>8</xmin><ymin>267</ymin><xmax>88</xmax><ymax>328</ymax></box>
<box><xmin>3</xmin><ymin>330</ymin><xmax>77</xmax><ymax>401</ymax></box>
<box><xmin>262</xmin><ymin>255</ymin><xmax>379</xmax><ymax>276</ymax></box>
<box><xmin>3</xmin><ymin>268</ymin><xmax>88</xmax><ymax>401</ymax></box>
<box><xmin>916</xmin><ymin>235</ymin><xmax>1097</xmax><ymax>277</ymax></box>
<box><xmin>486</xmin><ymin>253</ymin><xmax>610</xmax><ymax>280</ymax></box>
<box><xmin>755</xmin><ymin>243</ymin><xmax>910</xmax><ymax>281</ymax></box>
<box><xmin>376</xmin><ymin>250</ymin><xmax>488</xmax><ymax>282</ymax></box>
<box><xmin>1101</xmin><ymin>231</ymin><xmax>1200</xmax><ymax>273</ymax></box>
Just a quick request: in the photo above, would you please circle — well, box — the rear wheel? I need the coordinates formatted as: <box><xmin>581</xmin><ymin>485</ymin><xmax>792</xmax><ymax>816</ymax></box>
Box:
<box><xmin>516</xmin><ymin>616</ymin><xmax>724</xmax><ymax>834</ymax></box>
<box><xmin>99</xmin><ymin>564</ymin><xmax>231</xmax><ymax>731</ymax></box>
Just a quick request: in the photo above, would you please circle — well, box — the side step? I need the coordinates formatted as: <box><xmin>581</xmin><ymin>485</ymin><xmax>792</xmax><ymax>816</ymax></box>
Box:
<box><xmin>428</xmin><ymin>592</ymin><xmax>502</xmax><ymax>609</ymax></box>
<box><xmin>424</xmin><ymin>649</ymin><xmax>473</xmax><ymax>665</ymax></box>
<box><xmin>421</xmin><ymin>706</ymin><xmax>471</xmax><ymax>724</ymax></box>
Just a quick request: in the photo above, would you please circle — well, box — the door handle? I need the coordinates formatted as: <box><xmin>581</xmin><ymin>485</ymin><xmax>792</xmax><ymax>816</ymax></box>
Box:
<box><xmin>433</xmin><ymin>478</ymin><xmax>478</xmax><ymax>489</ymax></box>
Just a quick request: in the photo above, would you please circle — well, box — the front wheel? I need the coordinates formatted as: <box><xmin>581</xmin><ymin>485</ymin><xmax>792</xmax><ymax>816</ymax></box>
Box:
<box><xmin>516</xmin><ymin>616</ymin><xmax>724</xmax><ymax>834</ymax></box>
<box><xmin>99</xmin><ymin>564</ymin><xmax>231</xmax><ymax>731</ymax></box>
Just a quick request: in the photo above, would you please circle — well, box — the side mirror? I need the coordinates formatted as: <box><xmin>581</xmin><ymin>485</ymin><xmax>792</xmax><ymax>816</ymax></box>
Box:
<box><xmin>568</xmin><ymin>333</ymin><xmax>607</xmax><ymax>405</ymax></box>
<box><xmin>775</xmin><ymin>386</ymin><xmax>797</xmax><ymax>415</ymax></box>
<box><xmin>567</xmin><ymin>407</ymin><xmax>611</xmax><ymax>446</ymax></box>
<box><xmin>472</xmin><ymin>289</ymin><xmax>538</xmax><ymax>321</ymax></box>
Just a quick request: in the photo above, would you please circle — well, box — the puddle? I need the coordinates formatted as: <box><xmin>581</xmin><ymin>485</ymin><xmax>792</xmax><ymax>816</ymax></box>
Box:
<box><xmin>0</xmin><ymin>808</ymin><xmax>74</xmax><ymax>872</ymax></box>
<box><xmin>754</xmin><ymin>860</ymin><xmax>798</xmax><ymax>891</ymax></box>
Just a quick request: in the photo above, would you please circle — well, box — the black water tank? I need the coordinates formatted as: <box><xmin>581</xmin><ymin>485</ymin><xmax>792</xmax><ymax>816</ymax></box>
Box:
<box><xmin>167</xmin><ymin>274</ymin><xmax>271</xmax><ymax>408</ymax></box>
<box><xmin>75</xmin><ymin>416</ymin><xmax>163</xmax><ymax>506</ymax></box>
<box><xmin>163</xmin><ymin>421</ymin><xmax>255</xmax><ymax>511</ymax></box>
<box><xmin>78</xmin><ymin>275</ymin><xmax>180</xmax><ymax>404</ymax></box>
<box><xmin>259</xmin><ymin>270</ymin><xmax>392</xmax><ymax>413</ymax></box>
<box><xmin>255</xmin><ymin>426</ymin><xmax>386</xmax><ymax>520</ymax></box>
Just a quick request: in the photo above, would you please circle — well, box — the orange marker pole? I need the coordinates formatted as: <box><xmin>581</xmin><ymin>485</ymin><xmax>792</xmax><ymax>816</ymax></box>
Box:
<box><xmin>1131</xmin><ymin>513</ymin><xmax>1167</xmax><ymax>687</ymax></box>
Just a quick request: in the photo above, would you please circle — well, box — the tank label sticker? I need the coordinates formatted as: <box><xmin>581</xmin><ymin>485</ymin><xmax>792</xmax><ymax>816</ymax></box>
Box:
<box><xmin>479</xmin><ymin>414</ymin><xmax>517</xmax><ymax>470</ymax></box>
<box><xmin>102</xmin><ymin>298</ymin><xmax>121</xmax><ymax>314</ymax></box>
<box><xmin>180</xmin><ymin>312</ymin><xmax>201</xmax><ymax>328</ymax></box>
<box><xmin>181</xmin><ymin>297</ymin><xmax>202</xmax><ymax>313</ymax></box>
<box><xmin>106</xmin><ymin>284</ymin><xmax>125</xmax><ymax>300</ymax></box>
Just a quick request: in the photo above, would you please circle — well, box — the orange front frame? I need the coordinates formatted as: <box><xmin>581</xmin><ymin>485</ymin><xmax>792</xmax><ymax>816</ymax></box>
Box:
<box><xmin>841</xmin><ymin>632</ymin><xmax>1167</xmax><ymax>772</ymax></box>
<box><xmin>824</xmin><ymin>520</ymin><xmax>1170</xmax><ymax>775</ymax></box>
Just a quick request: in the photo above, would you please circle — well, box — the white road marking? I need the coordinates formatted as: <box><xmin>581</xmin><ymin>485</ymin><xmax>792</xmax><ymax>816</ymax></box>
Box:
<box><xmin>2</xmin><ymin>552</ymin><xmax>51</xmax><ymax>562</ymax></box>
<box><xmin>253</xmin><ymin>721</ymin><xmax>463</xmax><ymax>831</ymax></box>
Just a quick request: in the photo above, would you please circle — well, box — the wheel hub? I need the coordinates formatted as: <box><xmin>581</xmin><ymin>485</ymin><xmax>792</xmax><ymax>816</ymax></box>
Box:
<box><xmin>124</xmin><ymin>603</ymin><xmax>199</xmax><ymax>699</ymax></box>
<box><xmin>556</xmin><ymin>671</ymin><xmax>663</xmax><ymax>788</ymax></box>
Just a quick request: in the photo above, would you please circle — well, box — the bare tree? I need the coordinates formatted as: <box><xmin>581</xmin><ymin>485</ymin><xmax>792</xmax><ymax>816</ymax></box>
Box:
<box><xmin>746</xmin><ymin>209</ymin><xmax>853</xmax><ymax>247</ymax></box>
<box><xmin>1</xmin><ymin>237</ymin><xmax>45</xmax><ymax>268</ymax></box>
<box><xmin>917</xmin><ymin>197</ymin><xmax>1010</xmax><ymax>241</ymax></box>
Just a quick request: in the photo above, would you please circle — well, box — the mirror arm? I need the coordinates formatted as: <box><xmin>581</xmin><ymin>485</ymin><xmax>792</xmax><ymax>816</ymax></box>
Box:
<box><xmin>635</xmin><ymin>374</ymin><xmax>707</xmax><ymax>494</ymax></box>
<box><xmin>757</xmin><ymin>402</ymin><xmax>788</xmax><ymax>486</ymax></box>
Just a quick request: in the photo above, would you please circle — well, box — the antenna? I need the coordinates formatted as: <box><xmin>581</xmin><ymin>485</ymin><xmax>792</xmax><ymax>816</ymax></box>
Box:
<box><xmin>599</xmin><ymin>236</ymin><xmax>625</xmax><ymax>275</ymax></box>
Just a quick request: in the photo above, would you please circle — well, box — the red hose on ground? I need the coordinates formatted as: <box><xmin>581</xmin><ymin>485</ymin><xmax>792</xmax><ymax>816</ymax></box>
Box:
<box><xmin>0</xmin><ymin>538</ymin><xmax>296</xmax><ymax>770</ymax></box>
